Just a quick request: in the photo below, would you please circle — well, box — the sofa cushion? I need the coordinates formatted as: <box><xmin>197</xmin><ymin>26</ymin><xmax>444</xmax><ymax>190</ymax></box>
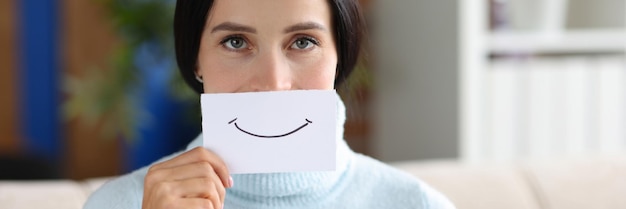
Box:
<box><xmin>523</xmin><ymin>157</ymin><xmax>626</xmax><ymax>209</ymax></box>
<box><xmin>393</xmin><ymin>161</ymin><xmax>540</xmax><ymax>209</ymax></box>
<box><xmin>0</xmin><ymin>180</ymin><xmax>88</xmax><ymax>209</ymax></box>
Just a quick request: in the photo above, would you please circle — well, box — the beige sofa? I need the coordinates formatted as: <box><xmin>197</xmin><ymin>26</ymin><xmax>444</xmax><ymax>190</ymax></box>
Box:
<box><xmin>1</xmin><ymin>156</ymin><xmax>625</xmax><ymax>209</ymax></box>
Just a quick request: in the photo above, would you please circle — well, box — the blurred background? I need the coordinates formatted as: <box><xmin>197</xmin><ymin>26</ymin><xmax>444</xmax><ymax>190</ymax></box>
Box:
<box><xmin>0</xmin><ymin>0</ymin><xmax>624</xmax><ymax>180</ymax></box>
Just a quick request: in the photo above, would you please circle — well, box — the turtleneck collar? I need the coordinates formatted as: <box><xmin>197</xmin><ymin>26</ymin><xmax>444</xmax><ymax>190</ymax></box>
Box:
<box><xmin>186</xmin><ymin>92</ymin><xmax>355</xmax><ymax>205</ymax></box>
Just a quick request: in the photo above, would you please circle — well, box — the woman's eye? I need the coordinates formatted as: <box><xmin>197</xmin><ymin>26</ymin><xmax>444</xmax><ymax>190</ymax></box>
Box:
<box><xmin>221</xmin><ymin>37</ymin><xmax>247</xmax><ymax>50</ymax></box>
<box><xmin>290</xmin><ymin>37</ymin><xmax>318</xmax><ymax>50</ymax></box>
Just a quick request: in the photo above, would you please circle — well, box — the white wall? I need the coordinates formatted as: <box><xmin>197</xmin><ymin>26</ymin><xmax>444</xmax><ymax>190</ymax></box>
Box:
<box><xmin>371</xmin><ymin>1</ymin><xmax>460</xmax><ymax>162</ymax></box>
<box><xmin>567</xmin><ymin>0</ymin><xmax>625</xmax><ymax>29</ymax></box>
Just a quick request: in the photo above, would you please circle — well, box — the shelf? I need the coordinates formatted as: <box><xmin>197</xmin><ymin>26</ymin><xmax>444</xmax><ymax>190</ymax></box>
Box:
<box><xmin>488</xmin><ymin>29</ymin><xmax>626</xmax><ymax>54</ymax></box>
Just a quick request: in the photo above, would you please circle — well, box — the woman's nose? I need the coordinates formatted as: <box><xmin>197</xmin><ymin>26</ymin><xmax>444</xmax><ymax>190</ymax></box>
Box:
<box><xmin>249</xmin><ymin>49</ymin><xmax>292</xmax><ymax>91</ymax></box>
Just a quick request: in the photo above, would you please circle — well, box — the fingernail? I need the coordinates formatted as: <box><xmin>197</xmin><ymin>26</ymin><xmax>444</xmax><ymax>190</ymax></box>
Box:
<box><xmin>229</xmin><ymin>176</ymin><xmax>234</xmax><ymax>187</ymax></box>
<box><xmin>222</xmin><ymin>203</ymin><xmax>225</xmax><ymax>209</ymax></box>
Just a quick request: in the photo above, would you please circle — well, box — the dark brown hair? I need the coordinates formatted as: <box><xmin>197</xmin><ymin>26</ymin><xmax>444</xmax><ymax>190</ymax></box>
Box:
<box><xmin>174</xmin><ymin>0</ymin><xmax>364</xmax><ymax>93</ymax></box>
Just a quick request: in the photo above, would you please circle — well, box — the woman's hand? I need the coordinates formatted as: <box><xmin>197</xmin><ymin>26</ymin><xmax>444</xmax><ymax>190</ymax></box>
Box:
<box><xmin>142</xmin><ymin>147</ymin><xmax>232</xmax><ymax>209</ymax></box>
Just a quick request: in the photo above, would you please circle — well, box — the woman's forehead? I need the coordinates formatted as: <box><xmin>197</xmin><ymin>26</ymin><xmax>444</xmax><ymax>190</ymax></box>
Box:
<box><xmin>206</xmin><ymin>0</ymin><xmax>333</xmax><ymax>31</ymax></box>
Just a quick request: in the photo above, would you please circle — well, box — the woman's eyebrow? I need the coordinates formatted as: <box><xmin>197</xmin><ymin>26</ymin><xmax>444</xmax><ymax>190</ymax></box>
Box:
<box><xmin>284</xmin><ymin>22</ymin><xmax>327</xmax><ymax>33</ymax></box>
<box><xmin>211</xmin><ymin>22</ymin><xmax>257</xmax><ymax>34</ymax></box>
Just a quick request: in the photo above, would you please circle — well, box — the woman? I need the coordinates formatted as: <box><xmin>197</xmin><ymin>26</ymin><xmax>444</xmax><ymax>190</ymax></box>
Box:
<box><xmin>85</xmin><ymin>0</ymin><xmax>455</xmax><ymax>208</ymax></box>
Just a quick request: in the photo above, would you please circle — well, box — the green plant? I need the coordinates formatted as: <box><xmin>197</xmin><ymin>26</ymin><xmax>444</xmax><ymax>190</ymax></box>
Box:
<box><xmin>63</xmin><ymin>0</ymin><xmax>195</xmax><ymax>141</ymax></box>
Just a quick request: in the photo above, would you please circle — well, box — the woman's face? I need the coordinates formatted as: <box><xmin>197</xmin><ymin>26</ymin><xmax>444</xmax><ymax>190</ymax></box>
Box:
<box><xmin>197</xmin><ymin>0</ymin><xmax>338</xmax><ymax>93</ymax></box>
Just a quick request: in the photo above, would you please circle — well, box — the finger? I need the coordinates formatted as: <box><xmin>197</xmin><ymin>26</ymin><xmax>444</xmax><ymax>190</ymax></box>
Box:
<box><xmin>142</xmin><ymin>176</ymin><xmax>220</xmax><ymax>209</ymax></box>
<box><xmin>209</xmin><ymin>170</ymin><xmax>226</xmax><ymax>205</ymax></box>
<box><xmin>150</xmin><ymin>147</ymin><xmax>216</xmax><ymax>169</ymax></box>
<box><xmin>149</xmin><ymin>161</ymin><xmax>218</xmax><ymax>183</ymax></box>
<box><xmin>180</xmin><ymin>198</ymin><xmax>215</xmax><ymax>209</ymax></box>
<box><xmin>197</xmin><ymin>148</ymin><xmax>232</xmax><ymax>188</ymax></box>
<box><xmin>150</xmin><ymin>147</ymin><xmax>231</xmax><ymax>187</ymax></box>
<box><xmin>176</xmin><ymin>178</ymin><xmax>222</xmax><ymax>209</ymax></box>
<box><xmin>208</xmin><ymin>183</ymin><xmax>222</xmax><ymax>209</ymax></box>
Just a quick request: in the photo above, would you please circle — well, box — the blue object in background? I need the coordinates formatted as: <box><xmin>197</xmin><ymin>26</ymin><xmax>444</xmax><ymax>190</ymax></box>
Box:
<box><xmin>123</xmin><ymin>42</ymin><xmax>200</xmax><ymax>171</ymax></box>
<box><xmin>18</xmin><ymin>0</ymin><xmax>62</xmax><ymax>171</ymax></box>
<box><xmin>16</xmin><ymin>0</ymin><xmax>198</xmax><ymax>174</ymax></box>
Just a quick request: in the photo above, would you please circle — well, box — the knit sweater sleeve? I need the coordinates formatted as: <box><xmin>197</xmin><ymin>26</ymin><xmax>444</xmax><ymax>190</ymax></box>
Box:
<box><xmin>390</xmin><ymin>165</ymin><xmax>456</xmax><ymax>209</ymax></box>
<box><xmin>349</xmin><ymin>154</ymin><xmax>457</xmax><ymax>209</ymax></box>
<box><xmin>82</xmin><ymin>150</ymin><xmax>184</xmax><ymax>209</ymax></box>
<box><xmin>83</xmin><ymin>167</ymin><xmax>148</xmax><ymax>209</ymax></box>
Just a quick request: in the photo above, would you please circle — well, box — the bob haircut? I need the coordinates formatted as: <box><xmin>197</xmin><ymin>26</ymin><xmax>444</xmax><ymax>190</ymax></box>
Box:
<box><xmin>174</xmin><ymin>0</ymin><xmax>364</xmax><ymax>93</ymax></box>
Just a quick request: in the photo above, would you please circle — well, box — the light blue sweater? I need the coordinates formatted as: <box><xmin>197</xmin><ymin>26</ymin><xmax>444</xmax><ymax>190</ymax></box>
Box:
<box><xmin>84</xmin><ymin>97</ymin><xmax>455</xmax><ymax>209</ymax></box>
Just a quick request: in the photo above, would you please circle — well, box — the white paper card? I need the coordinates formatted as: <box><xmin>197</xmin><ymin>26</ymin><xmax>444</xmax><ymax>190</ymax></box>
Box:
<box><xmin>201</xmin><ymin>90</ymin><xmax>337</xmax><ymax>174</ymax></box>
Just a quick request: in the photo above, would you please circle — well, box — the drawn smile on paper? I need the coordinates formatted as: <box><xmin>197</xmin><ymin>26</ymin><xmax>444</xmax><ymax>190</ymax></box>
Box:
<box><xmin>228</xmin><ymin>118</ymin><xmax>312</xmax><ymax>138</ymax></box>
